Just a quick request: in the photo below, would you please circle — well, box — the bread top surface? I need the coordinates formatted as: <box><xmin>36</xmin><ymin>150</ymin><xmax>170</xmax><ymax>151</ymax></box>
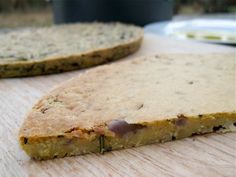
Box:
<box><xmin>19</xmin><ymin>53</ymin><xmax>236</xmax><ymax>137</ymax></box>
<box><xmin>0</xmin><ymin>23</ymin><xmax>143</xmax><ymax>64</ymax></box>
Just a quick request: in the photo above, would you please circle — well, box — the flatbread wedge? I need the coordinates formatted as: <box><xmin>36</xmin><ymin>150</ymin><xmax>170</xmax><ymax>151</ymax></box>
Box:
<box><xmin>19</xmin><ymin>53</ymin><xmax>236</xmax><ymax>160</ymax></box>
<box><xmin>0</xmin><ymin>23</ymin><xmax>143</xmax><ymax>78</ymax></box>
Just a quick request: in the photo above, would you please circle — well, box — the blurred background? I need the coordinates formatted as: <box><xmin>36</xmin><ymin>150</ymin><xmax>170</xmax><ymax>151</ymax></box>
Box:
<box><xmin>0</xmin><ymin>0</ymin><xmax>235</xmax><ymax>28</ymax></box>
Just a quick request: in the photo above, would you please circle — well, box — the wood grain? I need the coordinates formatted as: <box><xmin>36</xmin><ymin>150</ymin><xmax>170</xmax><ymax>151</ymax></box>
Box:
<box><xmin>0</xmin><ymin>34</ymin><xmax>236</xmax><ymax>177</ymax></box>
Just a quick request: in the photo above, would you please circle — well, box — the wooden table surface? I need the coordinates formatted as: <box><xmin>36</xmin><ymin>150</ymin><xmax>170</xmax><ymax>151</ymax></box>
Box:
<box><xmin>0</xmin><ymin>34</ymin><xmax>236</xmax><ymax>177</ymax></box>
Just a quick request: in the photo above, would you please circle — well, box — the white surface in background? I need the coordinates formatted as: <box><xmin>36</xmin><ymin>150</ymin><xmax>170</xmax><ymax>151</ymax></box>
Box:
<box><xmin>145</xmin><ymin>18</ymin><xmax>236</xmax><ymax>44</ymax></box>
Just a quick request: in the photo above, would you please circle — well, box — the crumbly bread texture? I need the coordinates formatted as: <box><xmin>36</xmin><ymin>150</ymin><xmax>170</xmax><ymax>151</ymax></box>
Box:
<box><xmin>0</xmin><ymin>23</ymin><xmax>143</xmax><ymax>78</ymax></box>
<box><xmin>19</xmin><ymin>53</ymin><xmax>236</xmax><ymax>160</ymax></box>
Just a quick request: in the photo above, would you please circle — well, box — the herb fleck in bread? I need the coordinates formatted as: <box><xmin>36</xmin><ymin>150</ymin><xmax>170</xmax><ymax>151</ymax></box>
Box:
<box><xmin>0</xmin><ymin>23</ymin><xmax>143</xmax><ymax>78</ymax></box>
<box><xmin>19</xmin><ymin>53</ymin><xmax>236</xmax><ymax>160</ymax></box>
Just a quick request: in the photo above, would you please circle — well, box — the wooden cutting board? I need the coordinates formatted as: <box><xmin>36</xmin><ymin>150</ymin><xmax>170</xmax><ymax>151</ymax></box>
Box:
<box><xmin>0</xmin><ymin>34</ymin><xmax>236</xmax><ymax>177</ymax></box>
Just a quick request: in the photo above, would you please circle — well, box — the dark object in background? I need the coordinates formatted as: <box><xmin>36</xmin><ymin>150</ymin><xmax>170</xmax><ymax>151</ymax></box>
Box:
<box><xmin>52</xmin><ymin>0</ymin><xmax>173</xmax><ymax>26</ymax></box>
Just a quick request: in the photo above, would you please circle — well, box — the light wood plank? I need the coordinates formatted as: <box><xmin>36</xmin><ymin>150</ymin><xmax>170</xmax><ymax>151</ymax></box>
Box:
<box><xmin>0</xmin><ymin>34</ymin><xmax>235</xmax><ymax>177</ymax></box>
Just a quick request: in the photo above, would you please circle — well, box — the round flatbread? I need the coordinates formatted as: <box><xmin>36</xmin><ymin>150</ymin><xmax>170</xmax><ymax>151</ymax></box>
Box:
<box><xmin>0</xmin><ymin>23</ymin><xmax>143</xmax><ymax>78</ymax></box>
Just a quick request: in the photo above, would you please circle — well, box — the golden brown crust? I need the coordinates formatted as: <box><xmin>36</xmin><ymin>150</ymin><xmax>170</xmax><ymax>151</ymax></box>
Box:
<box><xmin>19</xmin><ymin>54</ymin><xmax>236</xmax><ymax>160</ymax></box>
<box><xmin>19</xmin><ymin>53</ymin><xmax>236</xmax><ymax>159</ymax></box>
